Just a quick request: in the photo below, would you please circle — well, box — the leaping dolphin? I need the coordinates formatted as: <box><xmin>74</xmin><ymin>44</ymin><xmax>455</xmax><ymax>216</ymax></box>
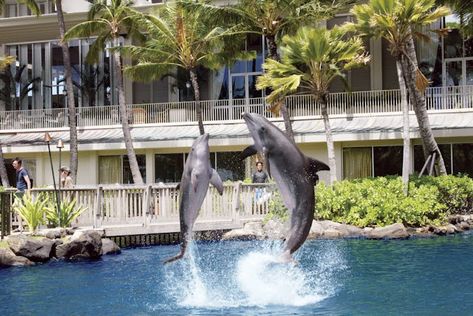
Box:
<box><xmin>163</xmin><ymin>133</ymin><xmax>224</xmax><ymax>264</ymax></box>
<box><xmin>241</xmin><ymin>113</ymin><xmax>329</xmax><ymax>262</ymax></box>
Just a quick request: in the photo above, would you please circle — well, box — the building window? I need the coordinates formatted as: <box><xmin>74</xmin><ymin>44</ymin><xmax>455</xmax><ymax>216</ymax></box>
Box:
<box><xmin>216</xmin><ymin>152</ymin><xmax>245</xmax><ymax>181</ymax></box>
<box><xmin>373</xmin><ymin>146</ymin><xmax>403</xmax><ymax>177</ymax></box>
<box><xmin>452</xmin><ymin>144</ymin><xmax>473</xmax><ymax>177</ymax></box>
<box><xmin>155</xmin><ymin>154</ymin><xmax>184</xmax><ymax>183</ymax></box>
<box><xmin>414</xmin><ymin>144</ymin><xmax>452</xmax><ymax>175</ymax></box>
<box><xmin>98</xmin><ymin>155</ymin><xmax>146</xmax><ymax>184</ymax></box>
<box><xmin>343</xmin><ymin>147</ymin><xmax>372</xmax><ymax>180</ymax></box>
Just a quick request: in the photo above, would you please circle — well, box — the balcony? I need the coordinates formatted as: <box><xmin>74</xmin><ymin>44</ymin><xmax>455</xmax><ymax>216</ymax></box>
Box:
<box><xmin>0</xmin><ymin>85</ymin><xmax>472</xmax><ymax>132</ymax></box>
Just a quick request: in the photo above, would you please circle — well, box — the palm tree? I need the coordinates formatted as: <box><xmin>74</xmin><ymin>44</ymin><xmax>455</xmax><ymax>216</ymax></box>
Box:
<box><xmin>348</xmin><ymin>0</ymin><xmax>450</xmax><ymax>177</ymax></box>
<box><xmin>256</xmin><ymin>26</ymin><xmax>369</xmax><ymax>183</ymax></box>
<box><xmin>199</xmin><ymin>0</ymin><xmax>353</xmax><ymax>141</ymax></box>
<box><xmin>121</xmin><ymin>0</ymin><xmax>253</xmax><ymax>135</ymax></box>
<box><xmin>56</xmin><ymin>0</ymin><xmax>79</xmax><ymax>184</ymax></box>
<box><xmin>437</xmin><ymin>0</ymin><xmax>473</xmax><ymax>36</ymax></box>
<box><xmin>64</xmin><ymin>0</ymin><xmax>145</xmax><ymax>184</ymax></box>
<box><xmin>0</xmin><ymin>56</ymin><xmax>14</xmax><ymax>187</ymax></box>
<box><xmin>0</xmin><ymin>63</ymin><xmax>41</xmax><ymax>110</ymax></box>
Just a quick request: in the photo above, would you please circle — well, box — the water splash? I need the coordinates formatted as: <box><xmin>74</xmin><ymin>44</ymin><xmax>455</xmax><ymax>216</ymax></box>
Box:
<box><xmin>162</xmin><ymin>240</ymin><xmax>347</xmax><ymax>309</ymax></box>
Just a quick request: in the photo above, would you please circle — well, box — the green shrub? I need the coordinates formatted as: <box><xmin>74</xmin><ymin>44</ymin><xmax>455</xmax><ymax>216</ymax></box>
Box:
<box><xmin>13</xmin><ymin>193</ymin><xmax>49</xmax><ymax>233</ymax></box>
<box><xmin>264</xmin><ymin>191</ymin><xmax>289</xmax><ymax>223</ymax></box>
<box><xmin>315</xmin><ymin>175</ymin><xmax>473</xmax><ymax>227</ymax></box>
<box><xmin>46</xmin><ymin>198</ymin><xmax>87</xmax><ymax>228</ymax></box>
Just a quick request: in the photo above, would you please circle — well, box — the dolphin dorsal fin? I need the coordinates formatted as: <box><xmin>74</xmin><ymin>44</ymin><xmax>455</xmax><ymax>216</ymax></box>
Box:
<box><xmin>240</xmin><ymin>145</ymin><xmax>258</xmax><ymax>160</ymax></box>
<box><xmin>210</xmin><ymin>169</ymin><xmax>224</xmax><ymax>195</ymax></box>
<box><xmin>306</xmin><ymin>157</ymin><xmax>329</xmax><ymax>184</ymax></box>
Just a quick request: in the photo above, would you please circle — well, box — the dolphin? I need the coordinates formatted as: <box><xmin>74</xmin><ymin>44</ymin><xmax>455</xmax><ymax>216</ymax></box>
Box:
<box><xmin>163</xmin><ymin>133</ymin><xmax>224</xmax><ymax>264</ymax></box>
<box><xmin>241</xmin><ymin>113</ymin><xmax>329</xmax><ymax>262</ymax></box>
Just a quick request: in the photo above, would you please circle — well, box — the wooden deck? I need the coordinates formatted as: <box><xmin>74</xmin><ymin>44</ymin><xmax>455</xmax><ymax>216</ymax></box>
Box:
<box><xmin>8</xmin><ymin>183</ymin><xmax>274</xmax><ymax>237</ymax></box>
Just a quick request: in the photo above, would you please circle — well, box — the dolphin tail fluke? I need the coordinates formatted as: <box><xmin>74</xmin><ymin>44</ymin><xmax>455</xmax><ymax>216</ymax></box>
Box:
<box><xmin>163</xmin><ymin>243</ymin><xmax>187</xmax><ymax>264</ymax></box>
<box><xmin>163</xmin><ymin>252</ymin><xmax>184</xmax><ymax>264</ymax></box>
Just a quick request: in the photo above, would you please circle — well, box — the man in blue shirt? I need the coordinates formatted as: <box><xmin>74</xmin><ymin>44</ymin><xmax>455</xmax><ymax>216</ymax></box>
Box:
<box><xmin>13</xmin><ymin>158</ymin><xmax>31</xmax><ymax>194</ymax></box>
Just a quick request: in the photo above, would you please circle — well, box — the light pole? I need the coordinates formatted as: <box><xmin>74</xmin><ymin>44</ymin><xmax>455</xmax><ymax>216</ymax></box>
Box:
<box><xmin>45</xmin><ymin>132</ymin><xmax>62</xmax><ymax>227</ymax></box>
<box><xmin>57</xmin><ymin>139</ymin><xmax>64</xmax><ymax>189</ymax></box>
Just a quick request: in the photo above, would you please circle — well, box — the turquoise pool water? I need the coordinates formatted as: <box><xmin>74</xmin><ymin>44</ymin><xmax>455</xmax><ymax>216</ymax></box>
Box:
<box><xmin>1</xmin><ymin>232</ymin><xmax>473</xmax><ymax>315</ymax></box>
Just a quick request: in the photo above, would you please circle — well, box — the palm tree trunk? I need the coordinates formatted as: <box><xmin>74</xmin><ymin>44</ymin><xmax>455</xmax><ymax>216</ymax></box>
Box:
<box><xmin>190</xmin><ymin>68</ymin><xmax>205</xmax><ymax>135</ymax></box>
<box><xmin>265</xmin><ymin>35</ymin><xmax>295</xmax><ymax>142</ymax></box>
<box><xmin>396</xmin><ymin>58</ymin><xmax>410</xmax><ymax>195</ymax></box>
<box><xmin>319</xmin><ymin>95</ymin><xmax>337</xmax><ymax>184</ymax></box>
<box><xmin>401</xmin><ymin>33</ymin><xmax>446</xmax><ymax>175</ymax></box>
<box><xmin>56</xmin><ymin>0</ymin><xmax>78</xmax><ymax>183</ymax></box>
<box><xmin>112</xmin><ymin>43</ymin><xmax>143</xmax><ymax>185</ymax></box>
<box><xmin>0</xmin><ymin>143</ymin><xmax>10</xmax><ymax>187</ymax></box>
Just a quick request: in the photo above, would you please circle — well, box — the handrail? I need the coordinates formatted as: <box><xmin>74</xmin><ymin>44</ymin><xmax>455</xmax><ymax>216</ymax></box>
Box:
<box><xmin>8</xmin><ymin>182</ymin><xmax>276</xmax><ymax>233</ymax></box>
<box><xmin>1</xmin><ymin>85</ymin><xmax>472</xmax><ymax>131</ymax></box>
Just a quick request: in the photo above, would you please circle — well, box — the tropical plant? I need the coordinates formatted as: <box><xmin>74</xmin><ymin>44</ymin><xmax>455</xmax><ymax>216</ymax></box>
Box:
<box><xmin>13</xmin><ymin>193</ymin><xmax>48</xmax><ymax>233</ymax></box>
<box><xmin>71</xmin><ymin>64</ymin><xmax>109</xmax><ymax>107</ymax></box>
<box><xmin>46</xmin><ymin>198</ymin><xmax>86</xmax><ymax>228</ymax></box>
<box><xmin>437</xmin><ymin>0</ymin><xmax>473</xmax><ymax>36</ymax></box>
<box><xmin>0</xmin><ymin>55</ymin><xmax>14</xmax><ymax>188</ymax></box>
<box><xmin>196</xmin><ymin>0</ymin><xmax>354</xmax><ymax>141</ymax></box>
<box><xmin>257</xmin><ymin>26</ymin><xmax>369</xmax><ymax>183</ymax></box>
<box><xmin>0</xmin><ymin>63</ymin><xmax>41</xmax><ymax>111</ymax></box>
<box><xmin>121</xmin><ymin>0</ymin><xmax>253</xmax><ymax>135</ymax></box>
<box><xmin>55</xmin><ymin>0</ymin><xmax>79</xmax><ymax>183</ymax></box>
<box><xmin>348</xmin><ymin>0</ymin><xmax>451</xmax><ymax>178</ymax></box>
<box><xmin>64</xmin><ymin>0</ymin><xmax>146</xmax><ymax>184</ymax></box>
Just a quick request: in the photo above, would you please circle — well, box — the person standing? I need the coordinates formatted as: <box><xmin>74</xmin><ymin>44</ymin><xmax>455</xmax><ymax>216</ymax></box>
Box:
<box><xmin>12</xmin><ymin>158</ymin><xmax>31</xmax><ymax>195</ymax></box>
<box><xmin>252</xmin><ymin>161</ymin><xmax>268</xmax><ymax>201</ymax></box>
<box><xmin>60</xmin><ymin>166</ymin><xmax>74</xmax><ymax>189</ymax></box>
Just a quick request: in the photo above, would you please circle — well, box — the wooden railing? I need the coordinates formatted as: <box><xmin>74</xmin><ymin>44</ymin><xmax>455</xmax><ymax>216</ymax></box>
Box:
<box><xmin>9</xmin><ymin>183</ymin><xmax>275</xmax><ymax>232</ymax></box>
<box><xmin>1</xmin><ymin>85</ymin><xmax>472</xmax><ymax>131</ymax></box>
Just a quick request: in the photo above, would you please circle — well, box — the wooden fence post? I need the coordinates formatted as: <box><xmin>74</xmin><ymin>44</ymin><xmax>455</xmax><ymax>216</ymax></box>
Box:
<box><xmin>143</xmin><ymin>185</ymin><xmax>151</xmax><ymax>228</ymax></box>
<box><xmin>232</xmin><ymin>181</ymin><xmax>242</xmax><ymax>227</ymax></box>
<box><xmin>94</xmin><ymin>186</ymin><xmax>102</xmax><ymax>228</ymax></box>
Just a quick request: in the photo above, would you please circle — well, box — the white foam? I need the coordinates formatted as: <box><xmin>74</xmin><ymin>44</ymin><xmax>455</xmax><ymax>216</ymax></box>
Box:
<box><xmin>163</xmin><ymin>241</ymin><xmax>346</xmax><ymax>309</ymax></box>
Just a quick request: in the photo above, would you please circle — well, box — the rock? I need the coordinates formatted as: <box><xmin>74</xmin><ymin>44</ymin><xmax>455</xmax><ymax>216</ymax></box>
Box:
<box><xmin>432</xmin><ymin>224</ymin><xmax>457</xmax><ymax>235</ymax></box>
<box><xmin>221</xmin><ymin>229</ymin><xmax>260</xmax><ymax>241</ymax></box>
<box><xmin>56</xmin><ymin>230</ymin><xmax>103</xmax><ymax>260</ymax></box>
<box><xmin>263</xmin><ymin>220</ymin><xmax>286</xmax><ymax>239</ymax></box>
<box><xmin>367</xmin><ymin>223</ymin><xmax>409</xmax><ymax>239</ymax></box>
<box><xmin>6</xmin><ymin>235</ymin><xmax>54</xmax><ymax>262</ymax></box>
<box><xmin>0</xmin><ymin>248</ymin><xmax>34</xmax><ymax>267</ymax></box>
<box><xmin>456</xmin><ymin>222</ymin><xmax>470</xmax><ymax>231</ymax></box>
<box><xmin>308</xmin><ymin>221</ymin><xmax>324</xmax><ymax>238</ymax></box>
<box><xmin>37</xmin><ymin>228</ymin><xmax>67</xmax><ymax>239</ymax></box>
<box><xmin>101</xmin><ymin>238</ymin><xmax>121</xmax><ymax>255</ymax></box>
<box><xmin>318</xmin><ymin>221</ymin><xmax>365</xmax><ymax>238</ymax></box>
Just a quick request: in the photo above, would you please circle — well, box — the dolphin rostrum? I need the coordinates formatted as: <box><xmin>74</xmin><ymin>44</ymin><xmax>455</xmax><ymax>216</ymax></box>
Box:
<box><xmin>163</xmin><ymin>133</ymin><xmax>224</xmax><ymax>264</ymax></box>
<box><xmin>241</xmin><ymin>113</ymin><xmax>329</xmax><ymax>262</ymax></box>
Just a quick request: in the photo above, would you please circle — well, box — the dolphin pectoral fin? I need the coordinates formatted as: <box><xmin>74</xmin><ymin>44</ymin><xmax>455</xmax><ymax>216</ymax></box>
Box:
<box><xmin>306</xmin><ymin>158</ymin><xmax>330</xmax><ymax>184</ymax></box>
<box><xmin>240</xmin><ymin>145</ymin><xmax>258</xmax><ymax>160</ymax></box>
<box><xmin>210</xmin><ymin>169</ymin><xmax>224</xmax><ymax>195</ymax></box>
<box><xmin>176</xmin><ymin>183</ymin><xmax>180</xmax><ymax>190</ymax></box>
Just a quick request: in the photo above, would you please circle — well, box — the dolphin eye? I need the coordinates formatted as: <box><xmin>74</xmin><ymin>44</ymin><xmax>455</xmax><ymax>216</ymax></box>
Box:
<box><xmin>261</xmin><ymin>126</ymin><xmax>266</xmax><ymax>132</ymax></box>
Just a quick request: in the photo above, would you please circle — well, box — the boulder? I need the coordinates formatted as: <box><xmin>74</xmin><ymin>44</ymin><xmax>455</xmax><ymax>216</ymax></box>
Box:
<box><xmin>56</xmin><ymin>230</ymin><xmax>103</xmax><ymax>260</ymax></box>
<box><xmin>37</xmin><ymin>228</ymin><xmax>67</xmax><ymax>239</ymax></box>
<box><xmin>320</xmin><ymin>221</ymin><xmax>365</xmax><ymax>238</ymax></box>
<box><xmin>366</xmin><ymin>223</ymin><xmax>409</xmax><ymax>239</ymax></box>
<box><xmin>101</xmin><ymin>238</ymin><xmax>121</xmax><ymax>255</ymax></box>
<box><xmin>221</xmin><ymin>228</ymin><xmax>262</xmax><ymax>241</ymax></box>
<box><xmin>6</xmin><ymin>235</ymin><xmax>55</xmax><ymax>262</ymax></box>
<box><xmin>263</xmin><ymin>219</ymin><xmax>286</xmax><ymax>239</ymax></box>
<box><xmin>0</xmin><ymin>248</ymin><xmax>34</xmax><ymax>267</ymax></box>
<box><xmin>455</xmin><ymin>222</ymin><xmax>470</xmax><ymax>231</ymax></box>
<box><xmin>432</xmin><ymin>224</ymin><xmax>457</xmax><ymax>235</ymax></box>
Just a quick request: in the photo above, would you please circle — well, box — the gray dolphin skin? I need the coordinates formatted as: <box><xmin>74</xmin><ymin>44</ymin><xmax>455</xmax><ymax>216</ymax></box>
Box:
<box><xmin>241</xmin><ymin>113</ymin><xmax>329</xmax><ymax>262</ymax></box>
<box><xmin>163</xmin><ymin>133</ymin><xmax>224</xmax><ymax>264</ymax></box>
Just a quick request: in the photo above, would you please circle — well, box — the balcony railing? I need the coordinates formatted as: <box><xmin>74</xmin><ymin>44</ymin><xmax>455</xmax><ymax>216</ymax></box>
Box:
<box><xmin>1</xmin><ymin>85</ymin><xmax>472</xmax><ymax>131</ymax></box>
